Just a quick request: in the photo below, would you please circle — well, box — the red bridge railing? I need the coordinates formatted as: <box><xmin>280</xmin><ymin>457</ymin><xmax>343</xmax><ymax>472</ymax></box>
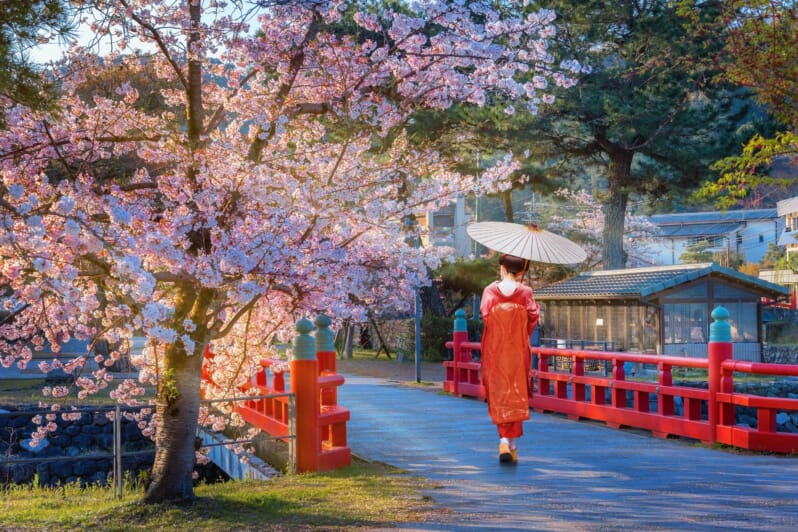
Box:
<box><xmin>203</xmin><ymin>315</ymin><xmax>351</xmax><ymax>473</ymax></box>
<box><xmin>444</xmin><ymin>307</ymin><xmax>798</xmax><ymax>454</ymax></box>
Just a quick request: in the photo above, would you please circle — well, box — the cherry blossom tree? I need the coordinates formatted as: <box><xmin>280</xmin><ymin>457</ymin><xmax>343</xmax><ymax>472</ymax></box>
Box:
<box><xmin>547</xmin><ymin>189</ymin><xmax>660</xmax><ymax>270</ymax></box>
<box><xmin>0</xmin><ymin>0</ymin><xmax>579</xmax><ymax>502</ymax></box>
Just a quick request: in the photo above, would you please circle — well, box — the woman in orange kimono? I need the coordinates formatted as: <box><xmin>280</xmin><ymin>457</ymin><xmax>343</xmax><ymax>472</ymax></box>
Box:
<box><xmin>480</xmin><ymin>253</ymin><xmax>539</xmax><ymax>464</ymax></box>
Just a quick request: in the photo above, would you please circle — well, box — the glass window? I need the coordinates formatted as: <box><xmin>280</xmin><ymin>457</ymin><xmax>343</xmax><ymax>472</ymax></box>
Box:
<box><xmin>556</xmin><ymin>304</ymin><xmax>568</xmax><ymax>340</ymax></box>
<box><xmin>725</xmin><ymin>302</ymin><xmax>758</xmax><ymax>342</ymax></box>
<box><xmin>594</xmin><ymin>305</ymin><xmax>608</xmax><ymax>342</ymax></box>
<box><xmin>663</xmin><ymin>303</ymin><xmax>707</xmax><ymax>344</ymax></box>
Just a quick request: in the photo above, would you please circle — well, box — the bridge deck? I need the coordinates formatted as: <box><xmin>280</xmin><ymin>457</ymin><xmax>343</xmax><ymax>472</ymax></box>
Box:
<box><xmin>339</xmin><ymin>373</ymin><xmax>798</xmax><ymax>531</ymax></box>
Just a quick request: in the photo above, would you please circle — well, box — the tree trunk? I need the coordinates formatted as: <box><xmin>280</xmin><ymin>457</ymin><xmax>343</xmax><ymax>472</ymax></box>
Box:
<box><xmin>142</xmin><ymin>344</ymin><xmax>204</xmax><ymax>503</ymax></box>
<box><xmin>143</xmin><ymin>285</ymin><xmax>214</xmax><ymax>503</ymax></box>
<box><xmin>142</xmin><ymin>2</ymin><xmax>208</xmax><ymax>503</ymax></box>
<box><xmin>344</xmin><ymin>323</ymin><xmax>354</xmax><ymax>359</ymax></box>
<box><xmin>501</xmin><ymin>189</ymin><xmax>514</xmax><ymax>223</ymax></box>
<box><xmin>602</xmin><ymin>149</ymin><xmax>633</xmax><ymax>270</ymax></box>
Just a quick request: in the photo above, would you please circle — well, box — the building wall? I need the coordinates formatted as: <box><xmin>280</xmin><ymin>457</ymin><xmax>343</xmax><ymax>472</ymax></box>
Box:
<box><xmin>644</xmin><ymin>219</ymin><xmax>780</xmax><ymax>266</ymax></box>
<box><xmin>777</xmin><ymin>196</ymin><xmax>798</xmax><ymax>256</ymax></box>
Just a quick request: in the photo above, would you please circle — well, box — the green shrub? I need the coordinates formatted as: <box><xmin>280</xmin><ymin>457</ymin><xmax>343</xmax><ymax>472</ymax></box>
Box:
<box><xmin>420</xmin><ymin>315</ymin><xmax>451</xmax><ymax>362</ymax></box>
<box><xmin>420</xmin><ymin>314</ymin><xmax>483</xmax><ymax>361</ymax></box>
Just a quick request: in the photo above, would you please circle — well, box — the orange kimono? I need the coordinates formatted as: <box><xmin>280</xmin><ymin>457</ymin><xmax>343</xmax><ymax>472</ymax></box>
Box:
<box><xmin>480</xmin><ymin>282</ymin><xmax>539</xmax><ymax>437</ymax></box>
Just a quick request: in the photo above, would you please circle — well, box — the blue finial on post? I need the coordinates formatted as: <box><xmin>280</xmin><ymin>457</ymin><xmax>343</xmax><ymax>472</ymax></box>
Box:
<box><xmin>454</xmin><ymin>308</ymin><xmax>468</xmax><ymax>333</ymax></box>
<box><xmin>709</xmin><ymin>306</ymin><xmax>731</xmax><ymax>343</ymax></box>
<box><xmin>293</xmin><ymin>317</ymin><xmax>317</xmax><ymax>360</ymax></box>
<box><xmin>314</xmin><ymin>314</ymin><xmax>335</xmax><ymax>352</ymax></box>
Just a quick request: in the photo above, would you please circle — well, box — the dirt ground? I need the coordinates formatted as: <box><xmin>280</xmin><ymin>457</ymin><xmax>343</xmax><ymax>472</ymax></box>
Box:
<box><xmin>336</xmin><ymin>355</ymin><xmax>446</xmax><ymax>384</ymax></box>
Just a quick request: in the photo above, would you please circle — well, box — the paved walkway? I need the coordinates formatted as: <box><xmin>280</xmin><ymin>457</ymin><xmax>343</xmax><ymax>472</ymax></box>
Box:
<box><xmin>338</xmin><ymin>374</ymin><xmax>798</xmax><ymax>532</ymax></box>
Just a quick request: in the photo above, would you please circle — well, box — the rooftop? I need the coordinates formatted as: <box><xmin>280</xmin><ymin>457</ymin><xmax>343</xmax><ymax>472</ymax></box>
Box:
<box><xmin>534</xmin><ymin>263</ymin><xmax>790</xmax><ymax>301</ymax></box>
<box><xmin>648</xmin><ymin>209</ymin><xmax>777</xmax><ymax>225</ymax></box>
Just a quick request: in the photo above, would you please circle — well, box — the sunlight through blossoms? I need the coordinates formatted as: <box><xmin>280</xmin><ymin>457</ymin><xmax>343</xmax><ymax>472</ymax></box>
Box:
<box><xmin>0</xmin><ymin>0</ymin><xmax>585</xmax><ymax>499</ymax></box>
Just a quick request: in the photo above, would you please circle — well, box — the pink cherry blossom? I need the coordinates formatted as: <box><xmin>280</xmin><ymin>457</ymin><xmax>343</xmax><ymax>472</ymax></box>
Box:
<box><xmin>1</xmin><ymin>1</ymin><xmax>578</xmax><ymax>499</ymax></box>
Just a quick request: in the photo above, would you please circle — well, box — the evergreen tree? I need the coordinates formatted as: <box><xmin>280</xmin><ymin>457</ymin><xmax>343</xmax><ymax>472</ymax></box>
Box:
<box><xmin>514</xmin><ymin>1</ymin><xmax>771</xmax><ymax>268</ymax></box>
<box><xmin>0</xmin><ymin>0</ymin><xmax>74</xmax><ymax>114</ymax></box>
<box><xmin>680</xmin><ymin>1</ymin><xmax>798</xmax><ymax>207</ymax></box>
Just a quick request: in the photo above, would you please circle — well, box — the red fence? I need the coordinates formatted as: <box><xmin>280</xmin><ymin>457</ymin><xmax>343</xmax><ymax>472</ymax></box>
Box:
<box><xmin>203</xmin><ymin>316</ymin><xmax>351</xmax><ymax>473</ymax></box>
<box><xmin>444</xmin><ymin>307</ymin><xmax>798</xmax><ymax>454</ymax></box>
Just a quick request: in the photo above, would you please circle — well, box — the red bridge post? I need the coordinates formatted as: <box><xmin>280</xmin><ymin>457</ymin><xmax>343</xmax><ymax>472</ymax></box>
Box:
<box><xmin>708</xmin><ymin>306</ymin><xmax>733</xmax><ymax>444</ymax></box>
<box><xmin>449</xmin><ymin>309</ymin><xmax>469</xmax><ymax>396</ymax></box>
<box><xmin>291</xmin><ymin>317</ymin><xmax>320</xmax><ymax>473</ymax></box>
<box><xmin>314</xmin><ymin>314</ymin><xmax>351</xmax><ymax>471</ymax></box>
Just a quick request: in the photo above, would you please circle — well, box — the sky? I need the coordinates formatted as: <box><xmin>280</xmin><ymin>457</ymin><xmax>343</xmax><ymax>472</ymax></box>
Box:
<box><xmin>28</xmin><ymin>2</ymin><xmax>250</xmax><ymax>65</ymax></box>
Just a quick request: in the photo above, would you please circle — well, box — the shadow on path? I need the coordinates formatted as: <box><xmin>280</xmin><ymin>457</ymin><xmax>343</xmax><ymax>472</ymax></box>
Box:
<box><xmin>339</xmin><ymin>374</ymin><xmax>798</xmax><ymax>531</ymax></box>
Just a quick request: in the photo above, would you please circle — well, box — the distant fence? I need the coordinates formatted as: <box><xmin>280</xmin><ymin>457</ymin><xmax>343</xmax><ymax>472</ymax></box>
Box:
<box><xmin>444</xmin><ymin>306</ymin><xmax>798</xmax><ymax>454</ymax></box>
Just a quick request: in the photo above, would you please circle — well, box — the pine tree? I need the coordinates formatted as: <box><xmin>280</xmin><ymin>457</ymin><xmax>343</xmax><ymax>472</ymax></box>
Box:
<box><xmin>0</xmin><ymin>0</ymin><xmax>73</xmax><ymax>115</ymax></box>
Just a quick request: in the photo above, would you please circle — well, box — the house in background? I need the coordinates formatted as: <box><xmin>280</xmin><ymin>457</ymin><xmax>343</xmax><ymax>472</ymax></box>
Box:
<box><xmin>758</xmin><ymin>196</ymin><xmax>798</xmax><ymax>310</ymax></box>
<box><xmin>422</xmin><ymin>197</ymin><xmax>474</xmax><ymax>257</ymax></box>
<box><xmin>777</xmin><ymin>196</ymin><xmax>798</xmax><ymax>256</ymax></box>
<box><xmin>643</xmin><ymin>209</ymin><xmax>781</xmax><ymax>266</ymax></box>
<box><xmin>534</xmin><ymin>263</ymin><xmax>790</xmax><ymax>362</ymax></box>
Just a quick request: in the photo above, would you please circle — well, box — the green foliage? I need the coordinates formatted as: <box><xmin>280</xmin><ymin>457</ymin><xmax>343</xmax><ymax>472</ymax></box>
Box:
<box><xmin>420</xmin><ymin>314</ymin><xmax>482</xmax><ymax>361</ymax></box>
<box><xmin>697</xmin><ymin>132</ymin><xmax>798</xmax><ymax>209</ymax></box>
<box><xmin>0</xmin><ymin>0</ymin><xmax>74</xmax><ymax>115</ymax></box>
<box><xmin>775</xmin><ymin>252</ymin><xmax>798</xmax><ymax>272</ymax></box>
<box><xmin>420</xmin><ymin>315</ymin><xmax>452</xmax><ymax>362</ymax></box>
<box><xmin>679</xmin><ymin>239</ymin><xmax>744</xmax><ymax>269</ymax></box>
<box><xmin>679</xmin><ymin>1</ymin><xmax>798</xmax><ymax>207</ymax></box>
<box><xmin>435</xmin><ymin>257</ymin><xmax>496</xmax><ymax>306</ymax></box>
<box><xmin>679</xmin><ymin>240</ymin><xmax>716</xmax><ymax>264</ymax></box>
<box><xmin>760</xmin><ymin>243</ymin><xmax>786</xmax><ymax>268</ymax></box>
<box><xmin>160</xmin><ymin>368</ymin><xmax>180</xmax><ymax>405</ymax></box>
<box><xmin>469</xmin><ymin>1</ymin><xmax>773</xmax><ymax>267</ymax></box>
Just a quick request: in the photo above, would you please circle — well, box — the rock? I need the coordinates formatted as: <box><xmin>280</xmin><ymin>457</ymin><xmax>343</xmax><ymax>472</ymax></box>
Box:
<box><xmin>36</xmin><ymin>463</ymin><xmax>50</xmax><ymax>486</ymax></box>
<box><xmin>124</xmin><ymin>421</ymin><xmax>143</xmax><ymax>441</ymax></box>
<box><xmin>9</xmin><ymin>463</ymin><xmax>34</xmax><ymax>484</ymax></box>
<box><xmin>65</xmin><ymin>446</ymin><xmax>81</xmax><ymax>457</ymax></box>
<box><xmin>73</xmin><ymin>434</ymin><xmax>94</xmax><ymax>449</ymax></box>
<box><xmin>20</xmin><ymin>438</ymin><xmax>49</xmax><ymax>453</ymax></box>
<box><xmin>49</xmin><ymin>434</ymin><xmax>70</xmax><ymax>448</ymax></box>
<box><xmin>50</xmin><ymin>461</ymin><xmax>73</xmax><ymax>478</ymax></box>
<box><xmin>73</xmin><ymin>459</ymin><xmax>96</xmax><ymax>476</ymax></box>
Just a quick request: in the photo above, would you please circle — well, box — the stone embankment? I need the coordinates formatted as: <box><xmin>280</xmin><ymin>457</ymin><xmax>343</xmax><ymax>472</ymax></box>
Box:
<box><xmin>0</xmin><ymin>405</ymin><xmax>153</xmax><ymax>487</ymax></box>
<box><xmin>763</xmin><ymin>344</ymin><xmax>798</xmax><ymax>365</ymax></box>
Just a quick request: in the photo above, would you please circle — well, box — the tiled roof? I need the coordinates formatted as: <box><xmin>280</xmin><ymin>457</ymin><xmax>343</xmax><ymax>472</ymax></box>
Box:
<box><xmin>534</xmin><ymin>263</ymin><xmax>790</xmax><ymax>301</ymax></box>
<box><xmin>656</xmin><ymin>222</ymin><xmax>742</xmax><ymax>238</ymax></box>
<box><xmin>649</xmin><ymin>209</ymin><xmax>777</xmax><ymax>225</ymax></box>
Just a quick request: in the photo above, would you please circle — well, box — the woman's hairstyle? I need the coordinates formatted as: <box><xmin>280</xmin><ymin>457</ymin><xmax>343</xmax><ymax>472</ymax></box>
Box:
<box><xmin>499</xmin><ymin>253</ymin><xmax>529</xmax><ymax>275</ymax></box>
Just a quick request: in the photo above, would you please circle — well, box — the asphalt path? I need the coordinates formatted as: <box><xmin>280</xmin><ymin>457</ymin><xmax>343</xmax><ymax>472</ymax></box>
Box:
<box><xmin>338</xmin><ymin>374</ymin><xmax>798</xmax><ymax>532</ymax></box>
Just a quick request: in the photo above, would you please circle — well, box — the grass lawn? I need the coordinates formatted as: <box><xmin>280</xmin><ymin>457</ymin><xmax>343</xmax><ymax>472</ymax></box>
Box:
<box><xmin>0</xmin><ymin>459</ymin><xmax>443</xmax><ymax>531</ymax></box>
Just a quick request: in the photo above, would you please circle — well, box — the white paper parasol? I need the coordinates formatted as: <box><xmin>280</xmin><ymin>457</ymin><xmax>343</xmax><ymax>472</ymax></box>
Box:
<box><xmin>467</xmin><ymin>221</ymin><xmax>587</xmax><ymax>264</ymax></box>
